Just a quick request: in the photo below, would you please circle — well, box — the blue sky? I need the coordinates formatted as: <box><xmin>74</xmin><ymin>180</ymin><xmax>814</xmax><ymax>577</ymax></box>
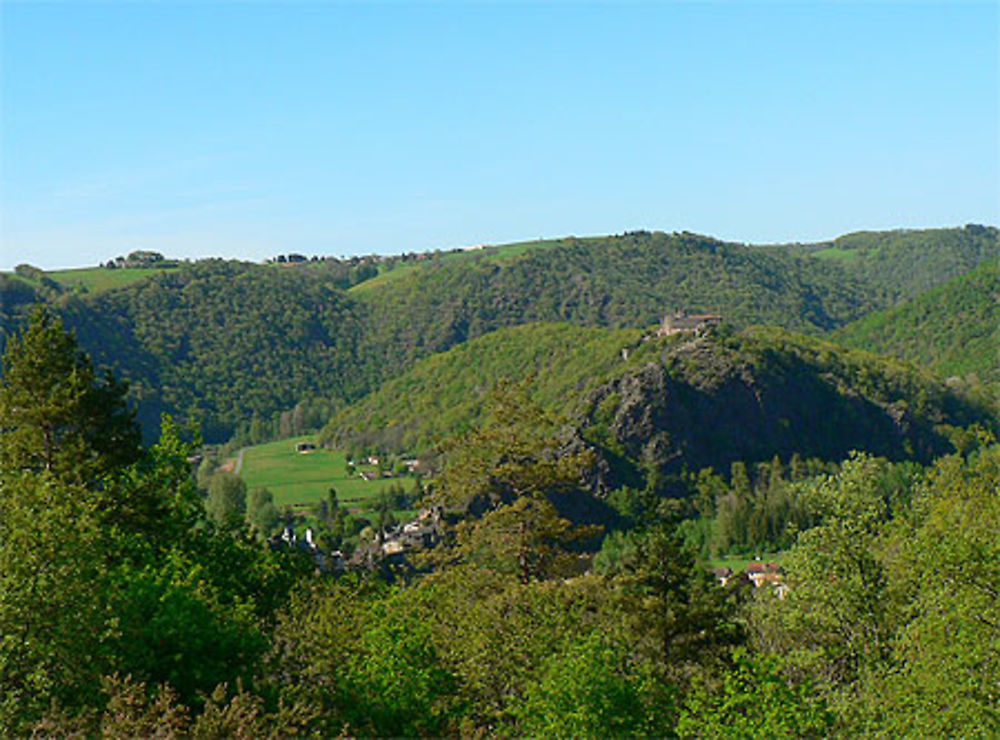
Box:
<box><xmin>1</xmin><ymin>1</ymin><xmax>997</xmax><ymax>270</ymax></box>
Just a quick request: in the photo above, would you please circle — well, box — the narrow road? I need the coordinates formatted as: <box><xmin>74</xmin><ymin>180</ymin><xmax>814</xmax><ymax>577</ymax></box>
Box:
<box><xmin>233</xmin><ymin>447</ymin><xmax>247</xmax><ymax>476</ymax></box>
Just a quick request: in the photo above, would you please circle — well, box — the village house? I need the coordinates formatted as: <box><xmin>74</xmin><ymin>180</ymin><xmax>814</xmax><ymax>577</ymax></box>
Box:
<box><xmin>713</xmin><ymin>567</ymin><xmax>734</xmax><ymax>587</ymax></box>
<box><xmin>377</xmin><ymin>506</ymin><xmax>443</xmax><ymax>556</ymax></box>
<box><xmin>268</xmin><ymin>523</ymin><xmax>343</xmax><ymax>572</ymax></box>
<box><xmin>745</xmin><ymin>561</ymin><xmax>788</xmax><ymax>597</ymax></box>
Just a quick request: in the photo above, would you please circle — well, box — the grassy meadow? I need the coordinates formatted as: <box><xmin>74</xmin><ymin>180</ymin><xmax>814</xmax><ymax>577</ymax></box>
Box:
<box><xmin>47</xmin><ymin>266</ymin><xmax>179</xmax><ymax>293</ymax></box>
<box><xmin>235</xmin><ymin>435</ymin><xmax>417</xmax><ymax>513</ymax></box>
<box><xmin>706</xmin><ymin>553</ymin><xmax>786</xmax><ymax>572</ymax></box>
<box><xmin>348</xmin><ymin>237</ymin><xmax>568</xmax><ymax>293</ymax></box>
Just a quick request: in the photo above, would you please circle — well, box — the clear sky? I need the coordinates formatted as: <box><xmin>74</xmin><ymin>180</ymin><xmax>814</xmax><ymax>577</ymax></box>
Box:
<box><xmin>1</xmin><ymin>1</ymin><xmax>997</xmax><ymax>270</ymax></box>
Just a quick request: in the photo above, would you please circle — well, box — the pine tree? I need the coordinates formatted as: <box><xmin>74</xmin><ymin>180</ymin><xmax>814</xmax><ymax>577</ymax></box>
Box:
<box><xmin>0</xmin><ymin>305</ymin><xmax>141</xmax><ymax>486</ymax></box>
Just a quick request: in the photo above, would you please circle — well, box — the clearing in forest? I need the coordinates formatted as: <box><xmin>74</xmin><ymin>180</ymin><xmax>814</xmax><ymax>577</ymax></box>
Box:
<box><xmin>235</xmin><ymin>435</ymin><xmax>416</xmax><ymax>511</ymax></box>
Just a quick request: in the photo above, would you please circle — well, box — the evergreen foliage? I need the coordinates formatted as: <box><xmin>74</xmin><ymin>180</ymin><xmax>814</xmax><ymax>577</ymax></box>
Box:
<box><xmin>0</xmin><ymin>305</ymin><xmax>141</xmax><ymax>485</ymax></box>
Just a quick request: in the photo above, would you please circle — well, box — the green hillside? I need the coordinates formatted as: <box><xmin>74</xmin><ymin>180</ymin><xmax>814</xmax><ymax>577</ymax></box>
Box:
<box><xmin>319</xmin><ymin>322</ymin><xmax>651</xmax><ymax>454</ymax></box>
<box><xmin>3</xmin><ymin>226</ymin><xmax>996</xmax><ymax>444</ymax></box>
<box><xmin>796</xmin><ymin>224</ymin><xmax>999</xmax><ymax>301</ymax></box>
<box><xmin>348</xmin><ymin>237</ymin><xmax>567</xmax><ymax>293</ymax></box>
<box><xmin>321</xmin><ymin>321</ymin><xmax>996</xmax><ymax>483</ymax></box>
<box><xmin>60</xmin><ymin>260</ymin><xmax>372</xmax><ymax>441</ymax></box>
<box><xmin>833</xmin><ymin>260</ymin><xmax>1000</xmax><ymax>386</ymax></box>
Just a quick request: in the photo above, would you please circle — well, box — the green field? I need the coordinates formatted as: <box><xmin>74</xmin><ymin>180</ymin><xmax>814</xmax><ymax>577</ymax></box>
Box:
<box><xmin>706</xmin><ymin>553</ymin><xmax>786</xmax><ymax>572</ymax></box>
<box><xmin>349</xmin><ymin>238</ymin><xmax>567</xmax><ymax>293</ymax></box>
<box><xmin>47</xmin><ymin>266</ymin><xmax>178</xmax><ymax>293</ymax></box>
<box><xmin>235</xmin><ymin>435</ymin><xmax>416</xmax><ymax>512</ymax></box>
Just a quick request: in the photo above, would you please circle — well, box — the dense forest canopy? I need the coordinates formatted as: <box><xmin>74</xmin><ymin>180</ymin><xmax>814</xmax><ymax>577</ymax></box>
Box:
<box><xmin>0</xmin><ymin>306</ymin><xmax>997</xmax><ymax>736</ymax></box>
<box><xmin>834</xmin><ymin>258</ymin><xmax>1000</xmax><ymax>386</ymax></box>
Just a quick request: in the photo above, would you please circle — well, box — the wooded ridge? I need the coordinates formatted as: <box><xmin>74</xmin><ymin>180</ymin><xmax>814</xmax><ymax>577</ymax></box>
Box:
<box><xmin>2</xmin><ymin>226</ymin><xmax>996</xmax><ymax>443</ymax></box>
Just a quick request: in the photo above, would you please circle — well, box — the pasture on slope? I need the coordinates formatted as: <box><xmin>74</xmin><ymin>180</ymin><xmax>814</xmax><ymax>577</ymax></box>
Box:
<box><xmin>46</xmin><ymin>265</ymin><xmax>180</xmax><ymax>293</ymax></box>
<box><xmin>235</xmin><ymin>435</ymin><xmax>418</xmax><ymax>514</ymax></box>
<box><xmin>347</xmin><ymin>236</ymin><xmax>570</xmax><ymax>293</ymax></box>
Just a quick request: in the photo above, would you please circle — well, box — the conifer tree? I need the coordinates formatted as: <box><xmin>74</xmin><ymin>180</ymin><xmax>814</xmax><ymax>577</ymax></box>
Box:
<box><xmin>0</xmin><ymin>305</ymin><xmax>140</xmax><ymax>486</ymax></box>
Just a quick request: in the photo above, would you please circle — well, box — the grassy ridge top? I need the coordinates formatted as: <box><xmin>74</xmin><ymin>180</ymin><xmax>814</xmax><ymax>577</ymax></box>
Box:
<box><xmin>1</xmin><ymin>265</ymin><xmax>180</xmax><ymax>295</ymax></box>
<box><xmin>797</xmin><ymin>225</ymin><xmax>999</xmax><ymax>301</ymax></box>
<box><xmin>46</xmin><ymin>266</ymin><xmax>181</xmax><ymax>293</ymax></box>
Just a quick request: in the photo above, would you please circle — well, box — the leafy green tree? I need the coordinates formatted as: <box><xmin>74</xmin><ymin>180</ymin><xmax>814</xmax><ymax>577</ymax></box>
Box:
<box><xmin>0</xmin><ymin>307</ymin><xmax>303</xmax><ymax>731</ymax></box>
<box><xmin>0</xmin><ymin>472</ymin><xmax>108</xmax><ymax>731</ymax></box>
<box><xmin>106</xmin><ymin>547</ymin><xmax>269</xmax><ymax>706</ymax></box>
<box><xmin>206</xmin><ymin>472</ymin><xmax>247</xmax><ymax>530</ymax></box>
<box><xmin>401</xmin><ymin>565</ymin><xmax>640</xmax><ymax>733</ymax></box>
<box><xmin>515</xmin><ymin>632</ymin><xmax>671</xmax><ymax>737</ymax></box>
<box><xmin>338</xmin><ymin>603</ymin><xmax>458</xmax><ymax>736</ymax></box>
<box><xmin>746</xmin><ymin>453</ymin><xmax>900</xmax><ymax>711</ymax></box>
<box><xmin>113</xmin><ymin>415</ymin><xmax>204</xmax><ymax>549</ymax></box>
<box><xmin>859</xmin><ymin>445</ymin><xmax>1000</xmax><ymax>735</ymax></box>
<box><xmin>677</xmin><ymin>649</ymin><xmax>833</xmax><ymax>739</ymax></box>
<box><xmin>247</xmin><ymin>487</ymin><xmax>280</xmax><ymax>536</ymax></box>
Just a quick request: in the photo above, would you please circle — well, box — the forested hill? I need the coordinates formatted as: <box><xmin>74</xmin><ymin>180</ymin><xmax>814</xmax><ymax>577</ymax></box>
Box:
<box><xmin>787</xmin><ymin>224</ymin><xmax>999</xmax><ymax>302</ymax></box>
<box><xmin>1</xmin><ymin>225</ymin><xmax>996</xmax><ymax>442</ymax></box>
<box><xmin>323</xmin><ymin>322</ymin><xmax>997</xmax><ymax>483</ymax></box>
<box><xmin>319</xmin><ymin>322</ymin><xmax>648</xmax><ymax>454</ymax></box>
<box><xmin>60</xmin><ymin>261</ymin><xmax>374</xmax><ymax>441</ymax></box>
<box><xmin>355</xmin><ymin>230</ymin><xmax>874</xmax><ymax>333</ymax></box>
<box><xmin>832</xmin><ymin>259</ymin><xmax>1000</xmax><ymax>387</ymax></box>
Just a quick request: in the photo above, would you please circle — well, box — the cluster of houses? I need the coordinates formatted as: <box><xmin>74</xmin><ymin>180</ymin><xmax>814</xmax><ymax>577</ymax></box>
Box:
<box><xmin>269</xmin><ymin>506</ymin><xmax>443</xmax><ymax>573</ymax></box>
<box><xmin>352</xmin><ymin>454</ymin><xmax>422</xmax><ymax>482</ymax></box>
<box><xmin>270</xmin><ymin>523</ymin><xmax>346</xmax><ymax>573</ymax></box>
<box><xmin>374</xmin><ymin>506</ymin><xmax>443</xmax><ymax>557</ymax></box>
<box><xmin>713</xmin><ymin>560</ymin><xmax>788</xmax><ymax>598</ymax></box>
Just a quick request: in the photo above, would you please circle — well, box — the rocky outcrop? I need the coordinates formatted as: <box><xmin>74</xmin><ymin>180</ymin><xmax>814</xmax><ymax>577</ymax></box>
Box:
<box><xmin>583</xmin><ymin>332</ymin><xmax>991</xmax><ymax>483</ymax></box>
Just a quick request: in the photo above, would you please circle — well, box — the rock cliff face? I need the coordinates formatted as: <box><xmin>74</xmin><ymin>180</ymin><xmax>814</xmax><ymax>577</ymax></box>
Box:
<box><xmin>583</xmin><ymin>330</ymin><xmax>991</xmax><ymax>482</ymax></box>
